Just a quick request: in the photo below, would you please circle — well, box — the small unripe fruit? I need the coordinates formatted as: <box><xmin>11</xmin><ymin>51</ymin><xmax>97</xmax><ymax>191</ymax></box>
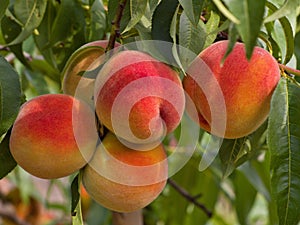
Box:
<box><xmin>9</xmin><ymin>94</ymin><xmax>98</xmax><ymax>179</ymax></box>
<box><xmin>82</xmin><ymin>132</ymin><xmax>168</xmax><ymax>213</ymax></box>
<box><xmin>62</xmin><ymin>40</ymin><xmax>121</xmax><ymax>106</ymax></box>
<box><xmin>183</xmin><ymin>40</ymin><xmax>280</xmax><ymax>138</ymax></box>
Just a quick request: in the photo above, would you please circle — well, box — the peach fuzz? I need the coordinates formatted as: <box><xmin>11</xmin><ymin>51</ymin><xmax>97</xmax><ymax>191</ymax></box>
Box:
<box><xmin>183</xmin><ymin>40</ymin><xmax>280</xmax><ymax>139</ymax></box>
<box><xmin>94</xmin><ymin>50</ymin><xmax>185</xmax><ymax>147</ymax></box>
<box><xmin>62</xmin><ymin>40</ymin><xmax>121</xmax><ymax>106</ymax></box>
<box><xmin>82</xmin><ymin>132</ymin><xmax>167</xmax><ymax>213</ymax></box>
<box><xmin>9</xmin><ymin>94</ymin><xmax>98</xmax><ymax>179</ymax></box>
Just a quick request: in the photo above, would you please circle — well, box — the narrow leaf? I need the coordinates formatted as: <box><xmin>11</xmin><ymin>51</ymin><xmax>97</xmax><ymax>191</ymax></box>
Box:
<box><xmin>211</xmin><ymin>0</ymin><xmax>239</xmax><ymax>24</ymax></box>
<box><xmin>122</xmin><ymin>0</ymin><xmax>147</xmax><ymax>33</ymax></box>
<box><xmin>265</xmin><ymin>2</ymin><xmax>294</xmax><ymax>64</ymax></box>
<box><xmin>232</xmin><ymin>169</ymin><xmax>257</xmax><ymax>225</ymax></box>
<box><xmin>151</xmin><ymin>0</ymin><xmax>179</xmax><ymax>64</ymax></box>
<box><xmin>151</xmin><ymin>0</ymin><xmax>179</xmax><ymax>43</ymax></box>
<box><xmin>71</xmin><ymin>174</ymin><xmax>80</xmax><ymax>214</ymax></box>
<box><xmin>224</xmin><ymin>0</ymin><xmax>266</xmax><ymax>59</ymax></box>
<box><xmin>0</xmin><ymin>56</ymin><xmax>22</xmax><ymax>137</ymax></box>
<box><xmin>179</xmin><ymin>11</ymin><xmax>206</xmax><ymax>55</ymax></box>
<box><xmin>7</xmin><ymin>0</ymin><xmax>47</xmax><ymax>45</ymax></box>
<box><xmin>50</xmin><ymin>0</ymin><xmax>85</xmax><ymax>46</ymax></box>
<box><xmin>0</xmin><ymin>0</ymin><xmax>9</xmax><ymax>21</ymax></box>
<box><xmin>1</xmin><ymin>15</ymin><xmax>30</xmax><ymax>67</ymax></box>
<box><xmin>268</xmin><ymin>78</ymin><xmax>300</xmax><ymax>225</ymax></box>
<box><xmin>178</xmin><ymin>0</ymin><xmax>203</xmax><ymax>25</ymax></box>
<box><xmin>265</xmin><ymin>0</ymin><xmax>300</xmax><ymax>23</ymax></box>
<box><xmin>219</xmin><ymin>137</ymin><xmax>248</xmax><ymax>178</ymax></box>
<box><xmin>0</xmin><ymin>129</ymin><xmax>17</xmax><ymax>179</ymax></box>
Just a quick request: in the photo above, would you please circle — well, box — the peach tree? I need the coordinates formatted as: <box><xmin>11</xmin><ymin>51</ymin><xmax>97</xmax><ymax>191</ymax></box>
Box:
<box><xmin>0</xmin><ymin>0</ymin><xmax>300</xmax><ymax>225</ymax></box>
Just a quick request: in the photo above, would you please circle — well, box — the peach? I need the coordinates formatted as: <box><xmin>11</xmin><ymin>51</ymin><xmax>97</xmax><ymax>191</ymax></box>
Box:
<box><xmin>94</xmin><ymin>50</ymin><xmax>185</xmax><ymax>148</ymax></box>
<box><xmin>9</xmin><ymin>94</ymin><xmax>98</xmax><ymax>179</ymax></box>
<box><xmin>62</xmin><ymin>40</ymin><xmax>121</xmax><ymax>106</ymax></box>
<box><xmin>82</xmin><ymin>132</ymin><xmax>167</xmax><ymax>213</ymax></box>
<box><xmin>183</xmin><ymin>40</ymin><xmax>280</xmax><ymax>139</ymax></box>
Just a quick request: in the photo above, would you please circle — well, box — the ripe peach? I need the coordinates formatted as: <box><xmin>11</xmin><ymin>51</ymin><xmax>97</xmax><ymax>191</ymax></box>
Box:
<box><xmin>9</xmin><ymin>94</ymin><xmax>98</xmax><ymax>179</ymax></box>
<box><xmin>94</xmin><ymin>50</ymin><xmax>185</xmax><ymax>147</ymax></box>
<box><xmin>62</xmin><ymin>40</ymin><xmax>121</xmax><ymax>106</ymax></box>
<box><xmin>183</xmin><ymin>40</ymin><xmax>280</xmax><ymax>139</ymax></box>
<box><xmin>82</xmin><ymin>132</ymin><xmax>168</xmax><ymax>213</ymax></box>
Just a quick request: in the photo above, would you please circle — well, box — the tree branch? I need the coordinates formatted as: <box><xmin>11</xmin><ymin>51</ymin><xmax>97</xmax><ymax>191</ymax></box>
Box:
<box><xmin>167</xmin><ymin>179</ymin><xmax>213</xmax><ymax>218</ymax></box>
<box><xmin>106</xmin><ymin>0</ymin><xmax>127</xmax><ymax>52</ymax></box>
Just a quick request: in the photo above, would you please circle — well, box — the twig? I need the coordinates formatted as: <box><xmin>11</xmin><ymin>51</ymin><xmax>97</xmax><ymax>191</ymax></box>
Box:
<box><xmin>167</xmin><ymin>179</ymin><xmax>213</xmax><ymax>218</ymax></box>
<box><xmin>279</xmin><ymin>63</ymin><xmax>300</xmax><ymax>77</ymax></box>
<box><xmin>106</xmin><ymin>0</ymin><xmax>127</xmax><ymax>52</ymax></box>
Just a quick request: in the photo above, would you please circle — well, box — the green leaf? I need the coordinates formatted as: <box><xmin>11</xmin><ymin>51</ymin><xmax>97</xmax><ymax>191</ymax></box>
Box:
<box><xmin>211</xmin><ymin>0</ymin><xmax>239</xmax><ymax>24</ymax></box>
<box><xmin>265</xmin><ymin>2</ymin><xmax>294</xmax><ymax>64</ymax></box>
<box><xmin>33</xmin><ymin>1</ymin><xmax>57</xmax><ymax>68</ymax></box>
<box><xmin>239</xmin><ymin>161</ymin><xmax>271</xmax><ymax>202</ymax></box>
<box><xmin>223</xmin><ymin>0</ymin><xmax>266</xmax><ymax>59</ymax></box>
<box><xmin>151</xmin><ymin>0</ymin><xmax>179</xmax><ymax>43</ymax></box>
<box><xmin>203</xmin><ymin>11</ymin><xmax>220</xmax><ymax>49</ymax></box>
<box><xmin>71</xmin><ymin>174</ymin><xmax>80</xmax><ymax>215</ymax></box>
<box><xmin>152</xmin><ymin>0</ymin><xmax>179</xmax><ymax>65</ymax></box>
<box><xmin>122</xmin><ymin>0</ymin><xmax>147</xmax><ymax>33</ymax></box>
<box><xmin>1</xmin><ymin>14</ymin><xmax>30</xmax><ymax>67</ymax></box>
<box><xmin>50</xmin><ymin>0</ymin><xmax>85</xmax><ymax>46</ymax></box>
<box><xmin>218</xmin><ymin>137</ymin><xmax>248</xmax><ymax>178</ymax></box>
<box><xmin>232</xmin><ymin>169</ymin><xmax>257</xmax><ymax>225</ymax></box>
<box><xmin>87</xmin><ymin>0</ymin><xmax>107</xmax><ymax>41</ymax></box>
<box><xmin>268</xmin><ymin>78</ymin><xmax>300</xmax><ymax>225</ymax></box>
<box><xmin>265</xmin><ymin>0</ymin><xmax>300</xmax><ymax>23</ymax></box>
<box><xmin>5</xmin><ymin>0</ymin><xmax>48</xmax><ymax>45</ymax></box>
<box><xmin>179</xmin><ymin>0</ymin><xmax>203</xmax><ymax>25</ymax></box>
<box><xmin>0</xmin><ymin>56</ymin><xmax>22</xmax><ymax>137</ymax></box>
<box><xmin>179</xmin><ymin>11</ymin><xmax>206</xmax><ymax>55</ymax></box>
<box><xmin>71</xmin><ymin>173</ymin><xmax>84</xmax><ymax>225</ymax></box>
<box><xmin>0</xmin><ymin>0</ymin><xmax>9</xmax><ymax>21</ymax></box>
<box><xmin>0</xmin><ymin>129</ymin><xmax>17</xmax><ymax>179</ymax></box>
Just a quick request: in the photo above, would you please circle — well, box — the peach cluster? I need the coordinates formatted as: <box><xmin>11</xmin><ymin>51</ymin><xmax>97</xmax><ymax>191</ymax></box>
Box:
<box><xmin>9</xmin><ymin>39</ymin><xmax>280</xmax><ymax>213</ymax></box>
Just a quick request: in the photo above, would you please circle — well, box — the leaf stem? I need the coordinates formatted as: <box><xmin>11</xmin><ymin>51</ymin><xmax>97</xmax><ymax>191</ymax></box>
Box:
<box><xmin>106</xmin><ymin>0</ymin><xmax>127</xmax><ymax>52</ymax></box>
<box><xmin>279</xmin><ymin>63</ymin><xmax>300</xmax><ymax>77</ymax></box>
<box><xmin>167</xmin><ymin>179</ymin><xmax>213</xmax><ymax>218</ymax></box>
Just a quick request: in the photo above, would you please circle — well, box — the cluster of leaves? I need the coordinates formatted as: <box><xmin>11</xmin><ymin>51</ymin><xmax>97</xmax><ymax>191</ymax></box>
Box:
<box><xmin>0</xmin><ymin>0</ymin><xmax>300</xmax><ymax>225</ymax></box>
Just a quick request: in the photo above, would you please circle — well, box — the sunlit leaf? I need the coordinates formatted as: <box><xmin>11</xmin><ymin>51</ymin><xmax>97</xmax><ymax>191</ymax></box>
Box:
<box><xmin>264</xmin><ymin>0</ymin><xmax>300</xmax><ymax>23</ymax></box>
<box><xmin>1</xmin><ymin>15</ymin><xmax>30</xmax><ymax>67</ymax></box>
<box><xmin>179</xmin><ymin>11</ymin><xmax>206</xmax><ymax>55</ymax></box>
<box><xmin>265</xmin><ymin>2</ymin><xmax>294</xmax><ymax>64</ymax></box>
<box><xmin>88</xmin><ymin>0</ymin><xmax>107</xmax><ymax>41</ymax></box>
<box><xmin>6</xmin><ymin>0</ymin><xmax>48</xmax><ymax>45</ymax></box>
<box><xmin>122</xmin><ymin>0</ymin><xmax>147</xmax><ymax>33</ymax></box>
<box><xmin>179</xmin><ymin>0</ymin><xmax>203</xmax><ymax>25</ymax></box>
<box><xmin>211</xmin><ymin>0</ymin><xmax>239</xmax><ymax>24</ymax></box>
<box><xmin>223</xmin><ymin>0</ymin><xmax>266</xmax><ymax>59</ymax></box>
<box><xmin>268</xmin><ymin>78</ymin><xmax>300</xmax><ymax>225</ymax></box>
